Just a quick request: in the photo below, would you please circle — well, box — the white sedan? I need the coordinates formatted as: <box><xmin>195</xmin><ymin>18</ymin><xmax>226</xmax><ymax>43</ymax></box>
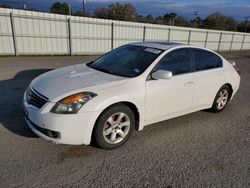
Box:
<box><xmin>23</xmin><ymin>42</ymin><xmax>240</xmax><ymax>149</ymax></box>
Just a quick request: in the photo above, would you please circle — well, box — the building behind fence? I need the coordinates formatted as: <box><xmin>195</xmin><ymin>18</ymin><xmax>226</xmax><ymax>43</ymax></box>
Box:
<box><xmin>0</xmin><ymin>8</ymin><xmax>250</xmax><ymax>56</ymax></box>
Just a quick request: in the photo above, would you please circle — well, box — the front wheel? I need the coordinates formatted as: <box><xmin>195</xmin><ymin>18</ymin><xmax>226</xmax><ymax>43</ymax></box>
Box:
<box><xmin>94</xmin><ymin>104</ymin><xmax>135</xmax><ymax>149</ymax></box>
<box><xmin>211</xmin><ymin>85</ymin><xmax>230</xmax><ymax>113</ymax></box>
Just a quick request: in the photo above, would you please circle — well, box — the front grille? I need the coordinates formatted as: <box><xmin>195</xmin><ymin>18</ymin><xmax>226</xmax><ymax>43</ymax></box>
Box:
<box><xmin>27</xmin><ymin>88</ymin><xmax>48</xmax><ymax>109</ymax></box>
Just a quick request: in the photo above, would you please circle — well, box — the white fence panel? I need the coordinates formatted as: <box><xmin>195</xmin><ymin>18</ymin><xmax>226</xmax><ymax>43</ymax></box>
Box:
<box><xmin>170</xmin><ymin>29</ymin><xmax>188</xmax><ymax>44</ymax></box>
<box><xmin>219</xmin><ymin>33</ymin><xmax>232</xmax><ymax>51</ymax></box>
<box><xmin>0</xmin><ymin>13</ymin><xmax>14</xmax><ymax>55</ymax></box>
<box><xmin>146</xmin><ymin>26</ymin><xmax>169</xmax><ymax>42</ymax></box>
<box><xmin>0</xmin><ymin>8</ymin><xmax>250</xmax><ymax>56</ymax></box>
<box><xmin>114</xmin><ymin>23</ymin><xmax>143</xmax><ymax>49</ymax></box>
<box><xmin>205</xmin><ymin>32</ymin><xmax>220</xmax><ymax>50</ymax></box>
<box><xmin>232</xmin><ymin>34</ymin><xmax>244</xmax><ymax>50</ymax></box>
<box><xmin>189</xmin><ymin>30</ymin><xmax>206</xmax><ymax>47</ymax></box>
<box><xmin>243</xmin><ymin>35</ymin><xmax>250</xmax><ymax>50</ymax></box>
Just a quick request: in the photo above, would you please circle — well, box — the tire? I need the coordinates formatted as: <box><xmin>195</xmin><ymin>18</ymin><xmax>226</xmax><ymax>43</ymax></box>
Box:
<box><xmin>211</xmin><ymin>85</ymin><xmax>230</xmax><ymax>113</ymax></box>
<box><xmin>94</xmin><ymin>104</ymin><xmax>135</xmax><ymax>150</ymax></box>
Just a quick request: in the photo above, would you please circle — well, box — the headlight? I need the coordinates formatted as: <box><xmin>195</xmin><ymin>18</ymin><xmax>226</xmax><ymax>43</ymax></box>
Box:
<box><xmin>50</xmin><ymin>92</ymin><xmax>97</xmax><ymax>114</ymax></box>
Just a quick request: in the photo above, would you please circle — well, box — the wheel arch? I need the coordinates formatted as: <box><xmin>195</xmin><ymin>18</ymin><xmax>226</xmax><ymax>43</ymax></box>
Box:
<box><xmin>97</xmin><ymin>101</ymin><xmax>140</xmax><ymax>130</ymax></box>
<box><xmin>224</xmin><ymin>83</ymin><xmax>233</xmax><ymax>100</ymax></box>
<box><xmin>91</xmin><ymin>101</ymin><xmax>141</xmax><ymax>143</ymax></box>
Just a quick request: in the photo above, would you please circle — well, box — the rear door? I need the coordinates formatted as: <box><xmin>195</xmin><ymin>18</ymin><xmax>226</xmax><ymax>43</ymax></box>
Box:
<box><xmin>191</xmin><ymin>48</ymin><xmax>224</xmax><ymax>108</ymax></box>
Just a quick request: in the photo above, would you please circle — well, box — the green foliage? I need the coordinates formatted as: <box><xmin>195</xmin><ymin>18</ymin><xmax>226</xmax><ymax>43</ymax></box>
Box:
<box><xmin>92</xmin><ymin>2</ymin><xmax>246</xmax><ymax>32</ymax></box>
<box><xmin>237</xmin><ymin>21</ymin><xmax>250</xmax><ymax>32</ymax></box>
<box><xmin>94</xmin><ymin>2</ymin><xmax>136</xmax><ymax>21</ymax></box>
<box><xmin>0</xmin><ymin>3</ymin><xmax>11</xmax><ymax>8</ymax></box>
<box><xmin>74</xmin><ymin>11</ymin><xmax>83</xmax><ymax>16</ymax></box>
<box><xmin>2</xmin><ymin>1</ymin><xmax>238</xmax><ymax>33</ymax></box>
<box><xmin>202</xmin><ymin>12</ymin><xmax>237</xmax><ymax>31</ymax></box>
<box><xmin>50</xmin><ymin>2</ymin><xmax>70</xmax><ymax>15</ymax></box>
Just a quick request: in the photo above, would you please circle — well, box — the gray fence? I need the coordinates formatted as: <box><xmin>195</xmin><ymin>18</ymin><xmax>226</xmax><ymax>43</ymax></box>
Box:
<box><xmin>0</xmin><ymin>8</ymin><xmax>250</xmax><ymax>56</ymax></box>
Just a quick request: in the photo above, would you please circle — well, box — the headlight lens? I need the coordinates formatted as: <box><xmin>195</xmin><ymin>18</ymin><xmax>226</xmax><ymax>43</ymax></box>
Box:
<box><xmin>50</xmin><ymin>92</ymin><xmax>97</xmax><ymax>114</ymax></box>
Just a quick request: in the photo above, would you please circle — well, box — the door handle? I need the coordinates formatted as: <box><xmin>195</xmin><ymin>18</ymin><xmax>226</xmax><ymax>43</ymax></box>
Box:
<box><xmin>217</xmin><ymin>73</ymin><xmax>223</xmax><ymax>78</ymax></box>
<box><xmin>185</xmin><ymin>81</ymin><xmax>194</xmax><ymax>86</ymax></box>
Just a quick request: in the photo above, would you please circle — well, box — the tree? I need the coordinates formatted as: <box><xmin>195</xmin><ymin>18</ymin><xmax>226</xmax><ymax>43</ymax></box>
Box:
<box><xmin>50</xmin><ymin>2</ymin><xmax>70</xmax><ymax>15</ymax></box>
<box><xmin>237</xmin><ymin>20</ymin><xmax>250</xmax><ymax>33</ymax></box>
<box><xmin>225</xmin><ymin>17</ymin><xmax>237</xmax><ymax>31</ymax></box>
<box><xmin>164</xmin><ymin>12</ymin><xmax>177</xmax><ymax>25</ymax></box>
<box><xmin>155</xmin><ymin>16</ymin><xmax>164</xmax><ymax>24</ymax></box>
<box><xmin>123</xmin><ymin>3</ymin><xmax>136</xmax><ymax>20</ymax></box>
<box><xmin>0</xmin><ymin>3</ymin><xmax>11</xmax><ymax>8</ymax></box>
<box><xmin>94</xmin><ymin>2</ymin><xmax>136</xmax><ymax>21</ymax></box>
<box><xmin>191</xmin><ymin>16</ymin><xmax>202</xmax><ymax>28</ymax></box>
<box><xmin>175</xmin><ymin>16</ymin><xmax>189</xmax><ymax>27</ymax></box>
<box><xmin>74</xmin><ymin>11</ymin><xmax>83</xmax><ymax>16</ymax></box>
<box><xmin>145</xmin><ymin>15</ymin><xmax>154</xmax><ymax>23</ymax></box>
<box><xmin>135</xmin><ymin>14</ymin><xmax>145</xmax><ymax>23</ymax></box>
<box><xmin>202</xmin><ymin>12</ymin><xmax>237</xmax><ymax>31</ymax></box>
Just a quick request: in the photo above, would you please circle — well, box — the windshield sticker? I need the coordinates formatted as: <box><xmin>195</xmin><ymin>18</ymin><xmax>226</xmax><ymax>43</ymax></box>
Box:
<box><xmin>134</xmin><ymin>68</ymin><xmax>140</xmax><ymax>73</ymax></box>
<box><xmin>144</xmin><ymin>48</ymin><xmax>162</xmax><ymax>54</ymax></box>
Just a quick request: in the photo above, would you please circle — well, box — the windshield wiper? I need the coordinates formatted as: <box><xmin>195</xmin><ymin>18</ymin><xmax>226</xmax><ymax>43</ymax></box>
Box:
<box><xmin>88</xmin><ymin>65</ymin><xmax>114</xmax><ymax>75</ymax></box>
<box><xmin>87</xmin><ymin>64</ymin><xmax>130</xmax><ymax>78</ymax></box>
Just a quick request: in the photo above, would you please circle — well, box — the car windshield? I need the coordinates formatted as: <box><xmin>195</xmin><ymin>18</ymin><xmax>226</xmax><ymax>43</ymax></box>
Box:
<box><xmin>87</xmin><ymin>45</ymin><xmax>162</xmax><ymax>78</ymax></box>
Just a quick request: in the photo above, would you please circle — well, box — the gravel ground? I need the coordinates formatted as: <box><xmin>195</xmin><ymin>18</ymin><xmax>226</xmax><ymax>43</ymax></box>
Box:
<box><xmin>0</xmin><ymin>51</ymin><xmax>249</xmax><ymax>187</ymax></box>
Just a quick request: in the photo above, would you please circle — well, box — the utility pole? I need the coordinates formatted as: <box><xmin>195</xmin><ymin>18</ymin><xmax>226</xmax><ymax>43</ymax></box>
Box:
<box><xmin>68</xmin><ymin>3</ymin><xmax>71</xmax><ymax>15</ymax></box>
<box><xmin>193</xmin><ymin>11</ymin><xmax>199</xmax><ymax>28</ymax></box>
<box><xmin>83</xmin><ymin>0</ymin><xmax>87</xmax><ymax>16</ymax></box>
<box><xmin>245</xmin><ymin>16</ymin><xmax>249</xmax><ymax>32</ymax></box>
<box><xmin>172</xmin><ymin>16</ymin><xmax>176</xmax><ymax>26</ymax></box>
<box><xmin>23</xmin><ymin>0</ymin><xmax>26</xmax><ymax>9</ymax></box>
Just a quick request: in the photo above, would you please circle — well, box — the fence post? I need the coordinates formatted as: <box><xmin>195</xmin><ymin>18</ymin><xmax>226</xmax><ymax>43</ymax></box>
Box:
<box><xmin>204</xmin><ymin>31</ymin><xmax>208</xmax><ymax>48</ymax></box>
<box><xmin>10</xmin><ymin>12</ymin><xmax>18</xmax><ymax>56</ymax></box>
<box><xmin>241</xmin><ymin>34</ymin><xmax>246</xmax><ymax>51</ymax></box>
<box><xmin>68</xmin><ymin>18</ymin><xmax>72</xmax><ymax>56</ymax></box>
<box><xmin>143</xmin><ymin>26</ymin><xmax>146</xmax><ymax>42</ymax></box>
<box><xmin>218</xmin><ymin>32</ymin><xmax>223</xmax><ymax>51</ymax></box>
<box><xmin>168</xmin><ymin>28</ymin><xmax>171</xmax><ymax>42</ymax></box>
<box><xmin>229</xmin><ymin>33</ymin><xmax>235</xmax><ymax>51</ymax></box>
<box><xmin>188</xmin><ymin>30</ymin><xmax>191</xmax><ymax>44</ymax></box>
<box><xmin>111</xmin><ymin>22</ymin><xmax>114</xmax><ymax>50</ymax></box>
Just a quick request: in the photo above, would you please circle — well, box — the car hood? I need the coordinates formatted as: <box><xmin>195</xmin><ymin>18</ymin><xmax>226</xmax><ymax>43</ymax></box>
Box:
<box><xmin>31</xmin><ymin>64</ymin><xmax>128</xmax><ymax>102</ymax></box>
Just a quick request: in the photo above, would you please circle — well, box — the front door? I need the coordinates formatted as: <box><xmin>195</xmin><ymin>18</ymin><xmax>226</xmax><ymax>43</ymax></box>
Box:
<box><xmin>145</xmin><ymin>48</ymin><xmax>195</xmax><ymax>124</ymax></box>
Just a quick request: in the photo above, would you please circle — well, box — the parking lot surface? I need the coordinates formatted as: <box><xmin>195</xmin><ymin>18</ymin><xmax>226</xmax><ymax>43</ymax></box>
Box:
<box><xmin>0</xmin><ymin>52</ymin><xmax>250</xmax><ymax>187</ymax></box>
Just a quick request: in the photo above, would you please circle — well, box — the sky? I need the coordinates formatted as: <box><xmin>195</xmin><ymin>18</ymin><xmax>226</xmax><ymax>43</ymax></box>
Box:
<box><xmin>1</xmin><ymin>0</ymin><xmax>250</xmax><ymax>20</ymax></box>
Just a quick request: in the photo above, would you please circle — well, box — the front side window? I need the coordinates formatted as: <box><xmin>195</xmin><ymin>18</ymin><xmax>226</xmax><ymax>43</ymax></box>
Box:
<box><xmin>192</xmin><ymin>49</ymin><xmax>222</xmax><ymax>71</ymax></box>
<box><xmin>155</xmin><ymin>48</ymin><xmax>191</xmax><ymax>75</ymax></box>
<box><xmin>87</xmin><ymin>45</ymin><xmax>162</xmax><ymax>78</ymax></box>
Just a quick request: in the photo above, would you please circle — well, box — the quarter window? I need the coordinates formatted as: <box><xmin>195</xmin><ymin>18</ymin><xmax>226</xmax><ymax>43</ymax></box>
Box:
<box><xmin>155</xmin><ymin>49</ymin><xmax>191</xmax><ymax>75</ymax></box>
<box><xmin>192</xmin><ymin>49</ymin><xmax>222</xmax><ymax>71</ymax></box>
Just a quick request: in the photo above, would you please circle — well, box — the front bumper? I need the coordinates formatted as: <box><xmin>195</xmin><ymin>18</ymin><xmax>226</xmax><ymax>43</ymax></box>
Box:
<box><xmin>23</xmin><ymin>96</ymin><xmax>101</xmax><ymax>145</ymax></box>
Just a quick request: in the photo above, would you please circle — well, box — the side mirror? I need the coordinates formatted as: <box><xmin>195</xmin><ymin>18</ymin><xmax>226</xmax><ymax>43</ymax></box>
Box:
<box><xmin>151</xmin><ymin>70</ymin><xmax>172</xmax><ymax>80</ymax></box>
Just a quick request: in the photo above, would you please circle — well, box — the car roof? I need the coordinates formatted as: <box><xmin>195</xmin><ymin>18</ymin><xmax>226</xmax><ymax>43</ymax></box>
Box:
<box><xmin>131</xmin><ymin>41</ymin><xmax>183</xmax><ymax>50</ymax></box>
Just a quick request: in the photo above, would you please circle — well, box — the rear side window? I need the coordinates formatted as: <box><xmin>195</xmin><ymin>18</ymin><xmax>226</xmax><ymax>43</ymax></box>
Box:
<box><xmin>214</xmin><ymin>54</ymin><xmax>223</xmax><ymax>68</ymax></box>
<box><xmin>155</xmin><ymin>49</ymin><xmax>191</xmax><ymax>75</ymax></box>
<box><xmin>192</xmin><ymin>49</ymin><xmax>222</xmax><ymax>71</ymax></box>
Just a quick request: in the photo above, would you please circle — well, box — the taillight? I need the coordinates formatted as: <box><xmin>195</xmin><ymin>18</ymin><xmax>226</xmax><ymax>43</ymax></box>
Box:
<box><xmin>234</xmin><ymin>66</ymin><xmax>240</xmax><ymax>76</ymax></box>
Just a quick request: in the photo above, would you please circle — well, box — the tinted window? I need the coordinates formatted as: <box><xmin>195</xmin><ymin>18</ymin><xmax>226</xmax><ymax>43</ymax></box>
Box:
<box><xmin>193</xmin><ymin>49</ymin><xmax>222</xmax><ymax>71</ymax></box>
<box><xmin>155</xmin><ymin>49</ymin><xmax>191</xmax><ymax>75</ymax></box>
<box><xmin>214</xmin><ymin>54</ymin><xmax>223</xmax><ymax>68</ymax></box>
<box><xmin>88</xmin><ymin>45</ymin><xmax>162</xmax><ymax>78</ymax></box>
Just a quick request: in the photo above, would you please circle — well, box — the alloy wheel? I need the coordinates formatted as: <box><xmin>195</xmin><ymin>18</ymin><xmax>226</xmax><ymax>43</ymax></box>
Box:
<box><xmin>103</xmin><ymin>112</ymin><xmax>131</xmax><ymax>144</ymax></box>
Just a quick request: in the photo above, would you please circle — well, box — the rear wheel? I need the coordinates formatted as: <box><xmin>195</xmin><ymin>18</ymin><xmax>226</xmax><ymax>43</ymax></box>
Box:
<box><xmin>94</xmin><ymin>104</ymin><xmax>135</xmax><ymax>149</ymax></box>
<box><xmin>211</xmin><ymin>85</ymin><xmax>230</xmax><ymax>113</ymax></box>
